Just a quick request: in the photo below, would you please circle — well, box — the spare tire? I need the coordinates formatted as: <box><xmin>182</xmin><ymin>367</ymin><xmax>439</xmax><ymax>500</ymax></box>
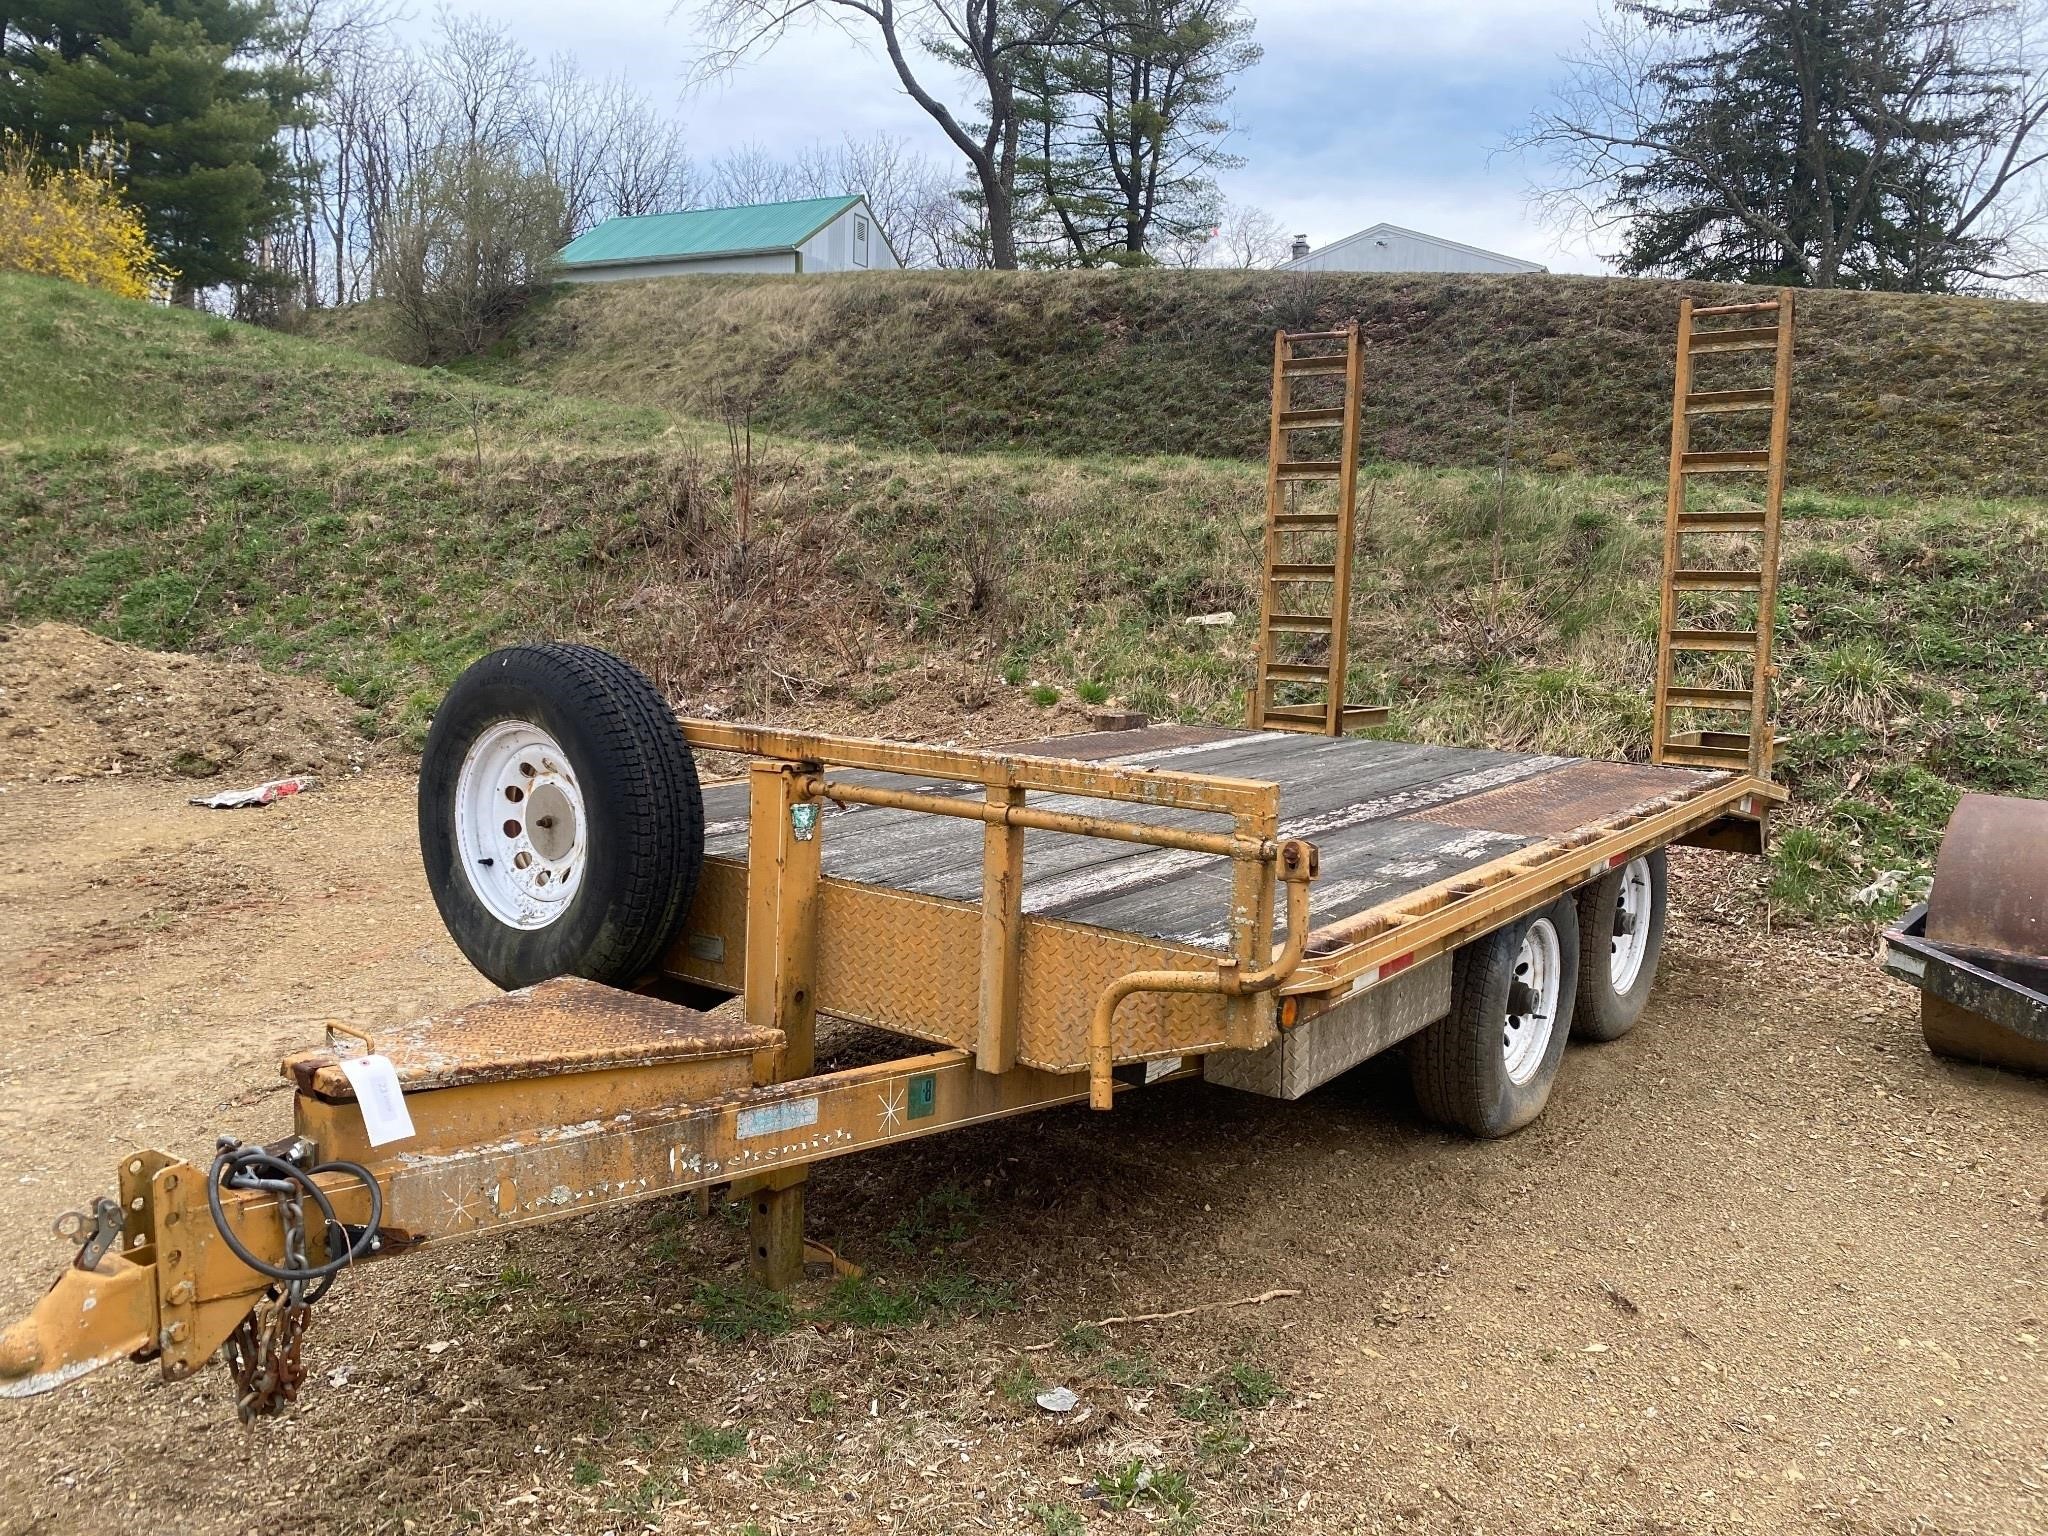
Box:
<box><xmin>418</xmin><ymin>644</ymin><xmax>704</xmax><ymax>990</ymax></box>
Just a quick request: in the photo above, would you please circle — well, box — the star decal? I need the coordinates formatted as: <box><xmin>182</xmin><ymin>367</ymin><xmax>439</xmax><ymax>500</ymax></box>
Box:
<box><xmin>441</xmin><ymin>1185</ymin><xmax>482</xmax><ymax>1226</ymax></box>
<box><xmin>879</xmin><ymin>1083</ymin><xmax>905</xmax><ymax>1131</ymax></box>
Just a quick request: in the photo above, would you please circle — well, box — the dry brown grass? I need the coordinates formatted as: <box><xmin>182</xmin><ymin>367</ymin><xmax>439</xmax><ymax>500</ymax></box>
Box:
<box><xmin>481</xmin><ymin>269</ymin><xmax>2048</xmax><ymax>497</ymax></box>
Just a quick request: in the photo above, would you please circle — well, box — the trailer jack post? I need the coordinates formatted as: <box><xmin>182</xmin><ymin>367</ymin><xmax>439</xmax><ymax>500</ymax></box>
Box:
<box><xmin>1088</xmin><ymin>838</ymin><xmax>1319</xmax><ymax>1109</ymax></box>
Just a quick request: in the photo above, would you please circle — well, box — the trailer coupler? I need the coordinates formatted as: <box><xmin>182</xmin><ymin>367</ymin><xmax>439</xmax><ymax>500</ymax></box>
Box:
<box><xmin>0</xmin><ymin>1137</ymin><xmax>388</xmax><ymax>1415</ymax></box>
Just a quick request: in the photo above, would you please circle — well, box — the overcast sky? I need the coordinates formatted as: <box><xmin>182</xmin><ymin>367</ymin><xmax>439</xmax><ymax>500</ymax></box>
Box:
<box><xmin>446</xmin><ymin>0</ymin><xmax>1609</xmax><ymax>271</ymax></box>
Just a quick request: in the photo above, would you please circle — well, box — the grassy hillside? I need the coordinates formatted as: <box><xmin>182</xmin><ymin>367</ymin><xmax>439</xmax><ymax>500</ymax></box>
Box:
<box><xmin>0</xmin><ymin>273</ymin><xmax>664</xmax><ymax>447</ymax></box>
<box><xmin>475</xmin><ymin>269</ymin><xmax>2048</xmax><ymax>498</ymax></box>
<box><xmin>4</xmin><ymin>274</ymin><xmax>2044</xmax><ymax>922</ymax></box>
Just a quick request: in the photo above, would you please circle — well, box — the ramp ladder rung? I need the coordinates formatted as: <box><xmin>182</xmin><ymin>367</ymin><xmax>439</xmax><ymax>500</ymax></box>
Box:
<box><xmin>1671</xmin><ymin>568</ymin><xmax>1764</xmax><ymax>591</ymax></box>
<box><xmin>1665</xmin><ymin>684</ymin><xmax>1756</xmax><ymax>708</ymax></box>
<box><xmin>1676</xmin><ymin>509</ymin><xmax>1766</xmax><ymax>532</ymax></box>
<box><xmin>1280</xmin><ymin>354</ymin><xmax>1348</xmax><ymax>376</ymax></box>
<box><xmin>1667</xmin><ymin>627</ymin><xmax>1760</xmax><ymax>652</ymax></box>
<box><xmin>1279</xmin><ymin>407</ymin><xmax>1347</xmax><ymax>429</ymax></box>
<box><xmin>1685</xmin><ymin>388</ymin><xmax>1775</xmax><ymax>415</ymax></box>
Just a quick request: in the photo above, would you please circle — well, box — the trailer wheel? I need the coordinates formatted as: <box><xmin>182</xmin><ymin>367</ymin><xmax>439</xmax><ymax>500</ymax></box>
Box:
<box><xmin>1409</xmin><ymin>897</ymin><xmax>1580</xmax><ymax>1138</ymax></box>
<box><xmin>1572</xmin><ymin>851</ymin><xmax>1668</xmax><ymax>1041</ymax></box>
<box><xmin>418</xmin><ymin>644</ymin><xmax>704</xmax><ymax>990</ymax></box>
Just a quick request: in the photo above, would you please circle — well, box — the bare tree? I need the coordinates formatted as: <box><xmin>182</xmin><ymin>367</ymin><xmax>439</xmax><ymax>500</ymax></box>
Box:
<box><xmin>685</xmin><ymin>0</ymin><xmax>1089</xmax><ymax>267</ymax></box>
<box><xmin>427</xmin><ymin>10</ymin><xmax>536</xmax><ymax>156</ymax></box>
<box><xmin>536</xmin><ymin>64</ymin><xmax>694</xmax><ymax>235</ymax></box>
<box><xmin>280</xmin><ymin>6</ymin><xmax>697</xmax><ymax>310</ymax></box>
<box><xmin>592</xmin><ymin>79</ymin><xmax>695</xmax><ymax>217</ymax></box>
<box><xmin>379</xmin><ymin>145</ymin><xmax>566</xmax><ymax>360</ymax></box>
<box><xmin>703</xmin><ymin>141</ymin><xmax>803</xmax><ymax>206</ymax></box>
<box><xmin>708</xmin><ymin>132</ymin><xmax>985</xmax><ymax>265</ymax></box>
<box><xmin>1203</xmin><ymin>199</ymin><xmax>1287</xmax><ymax>267</ymax></box>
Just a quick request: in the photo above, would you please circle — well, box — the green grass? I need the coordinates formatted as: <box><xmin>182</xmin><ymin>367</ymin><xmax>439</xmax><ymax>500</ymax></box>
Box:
<box><xmin>469</xmin><ymin>269</ymin><xmax>2048</xmax><ymax>497</ymax></box>
<box><xmin>691</xmin><ymin>1281</ymin><xmax>796</xmax><ymax>1341</ymax></box>
<box><xmin>0</xmin><ymin>272</ymin><xmax>664</xmax><ymax>449</ymax></box>
<box><xmin>996</xmin><ymin>1360</ymin><xmax>1045</xmax><ymax>1407</ymax></box>
<box><xmin>816</xmin><ymin>1269</ymin><xmax>1014</xmax><ymax>1327</ymax></box>
<box><xmin>1099</xmin><ymin>1459</ymin><xmax>1197</xmax><ymax>1515</ymax></box>
<box><xmin>1028</xmin><ymin>1502</ymin><xmax>1086</xmax><ymax>1536</ymax></box>
<box><xmin>433</xmin><ymin>1261</ymin><xmax>541</xmax><ymax>1322</ymax></box>
<box><xmin>683</xmin><ymin>1423</ymin><xmax>749</xmax><ymax>1460</ymax></box>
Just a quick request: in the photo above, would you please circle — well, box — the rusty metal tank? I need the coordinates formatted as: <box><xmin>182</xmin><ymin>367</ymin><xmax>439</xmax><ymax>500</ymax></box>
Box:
<box><xmin>1919</xmin><ymin>793</ymin><xmax>2048</xmax><ymax>1073</ymax></box>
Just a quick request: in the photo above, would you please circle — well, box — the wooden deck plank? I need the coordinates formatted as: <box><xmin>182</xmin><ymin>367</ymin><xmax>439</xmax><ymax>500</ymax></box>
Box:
<box><xmin>696</xmin><ymin>729</ymin><xmax>1718</xmax><ymax>947</ymax></box>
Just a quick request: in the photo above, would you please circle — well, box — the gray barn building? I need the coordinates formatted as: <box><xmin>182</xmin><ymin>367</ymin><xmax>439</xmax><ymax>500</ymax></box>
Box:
<box><xmin>1281</xmin><ymin>222</ymin><xmax>1545</xmax><ymax>275</ymax></box>
<box><xmin>554</xmin><ymin>196</ymin><xmax>900</xmax><ymax>282</ymax></box>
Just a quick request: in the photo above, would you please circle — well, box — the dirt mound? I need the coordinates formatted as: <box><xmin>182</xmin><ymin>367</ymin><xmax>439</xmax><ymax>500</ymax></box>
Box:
<box><xmin>0</xmin><ymin>623</ymin><xmax>378</xmax><ymax>784</ymax></box>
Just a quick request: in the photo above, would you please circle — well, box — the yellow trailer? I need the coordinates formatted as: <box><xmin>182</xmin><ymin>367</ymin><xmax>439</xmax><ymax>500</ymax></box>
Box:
<box><xmin>0</xmin><ymin>295</ymin><xmax>1796</xmax><ymax>1420</ymax></box>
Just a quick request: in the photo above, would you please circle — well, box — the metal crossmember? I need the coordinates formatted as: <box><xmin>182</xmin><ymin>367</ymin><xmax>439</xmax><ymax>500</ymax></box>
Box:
<box><xmin>1653</xmin><ymin>289</ymin><xmax>1795</xmax><ymax>778</ymax></box>
<box><xmin>1250</xmin><ymin>323</ymin><xmax>1385</xmax><ymax>736</ymax></box>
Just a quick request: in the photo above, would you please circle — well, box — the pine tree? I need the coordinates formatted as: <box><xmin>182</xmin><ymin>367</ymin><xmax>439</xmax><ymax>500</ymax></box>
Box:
<box><xmin>0</xmin><ymin>1</ymin><xmax>314</xmax><ymax>295</ymax></box>
<box><xmin>1524</xmin><ymin>0</ymin><xmax>2048</xmax><ymax>291</ymax></box>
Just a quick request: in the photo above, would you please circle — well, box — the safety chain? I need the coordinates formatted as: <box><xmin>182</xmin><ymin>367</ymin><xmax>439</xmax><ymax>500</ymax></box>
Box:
<box><xmin>223</xmin><ymin>1195</ymin><xmax>313</xmax><ymax>1422</ymax></box>
<box><xmin>208</xmin><ymin>1138</ymin><xmax>383</xmax><ymax>1422</ymax></box>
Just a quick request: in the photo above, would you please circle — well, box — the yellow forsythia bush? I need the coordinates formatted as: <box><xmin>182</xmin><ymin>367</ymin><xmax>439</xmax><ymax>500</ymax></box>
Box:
<box><xmin>0</xmin><ymin>137</ymin><xmax>174</xmax><ymax>300</ymax></box>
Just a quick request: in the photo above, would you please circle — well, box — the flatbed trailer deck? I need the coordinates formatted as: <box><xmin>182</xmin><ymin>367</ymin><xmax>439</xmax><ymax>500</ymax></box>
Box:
<box><xmin>668</xmin><ymin>723</ymin><xmax>1773</xmax><ymax>1082</ymax></box>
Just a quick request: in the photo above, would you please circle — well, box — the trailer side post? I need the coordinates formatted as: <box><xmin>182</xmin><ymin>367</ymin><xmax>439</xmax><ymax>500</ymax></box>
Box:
<box><xmin>976</xmin><ymin>780</ymin><xmax>1027</xmax><ymax>1073</ymax></box>
<box><xmin>744</xmin><ymin>760</ymin><xmax>821</xmax><ymax>1288</ymax></box>
<box><xmin>1227</xmin><ymin>799</ymin><xmax>1282</xmax><ymax>1048</ymax></box>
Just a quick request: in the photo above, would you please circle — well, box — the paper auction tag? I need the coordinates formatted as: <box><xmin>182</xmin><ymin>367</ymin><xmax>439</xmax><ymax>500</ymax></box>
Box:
<box><xmin>335</xmin><ymin>1054</ymin><xmax>416</xmax><ymax>1147</ymax></box>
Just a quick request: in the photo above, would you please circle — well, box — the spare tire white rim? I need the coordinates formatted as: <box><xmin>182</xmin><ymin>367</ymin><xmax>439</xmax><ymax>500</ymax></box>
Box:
<box><xmin>455</xmin><ymin>719</ymin><xmax>587</xmax><ymax>929</ymax></box>
<box><xmin>1502</xmin><ymin>915</ymin><xmax>1562</xmax><ymax>1085</ymax></box>
<box><xmin>1609</xmin><ymin>856</ymin><xmax>1653</xmax><ymax>994</ymax></box>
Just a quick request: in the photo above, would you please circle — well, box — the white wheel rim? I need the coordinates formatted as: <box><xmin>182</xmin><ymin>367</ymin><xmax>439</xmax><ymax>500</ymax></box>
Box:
<box><xmin>455</xmin><ymin>720</ymin><xmax>587</xmax><ymax>930</ymax></box>
<box><xmin>1608</xmin><ymin>857</ymin><xmax>1654</xmax><ymax>994</ymax></box>
<box><xmin>1502</xmin><ymin>916</ymin><xmax>1562</xmax><ymax>1086</ymax></box>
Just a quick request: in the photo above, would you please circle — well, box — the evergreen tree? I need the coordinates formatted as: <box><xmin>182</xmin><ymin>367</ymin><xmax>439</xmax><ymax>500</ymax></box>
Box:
<box><xmin>1524</xmin><ymin>0</ymin><xmax>2048</xmax><ymax>291</ymax></box>
<box><xmin>1019</xmin><ymin>0</ymin><xmax>1258</xmax><ymax>266</ymax></box>
<box><xmin>0</xmin><ymin>1</ymin><xmax>314</xmax><ymax>294</ymax></box>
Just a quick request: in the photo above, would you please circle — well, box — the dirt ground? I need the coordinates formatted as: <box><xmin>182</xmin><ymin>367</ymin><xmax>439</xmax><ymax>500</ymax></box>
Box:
<box><xmin>0</xmin><ymin>684</ymin><xmax>2042</xmax><ymax>1534</ymax></box>
<box><xmin>0</xmin><ymin>624</ymin><xmax>383</xmax><ymax>785</ymax></box>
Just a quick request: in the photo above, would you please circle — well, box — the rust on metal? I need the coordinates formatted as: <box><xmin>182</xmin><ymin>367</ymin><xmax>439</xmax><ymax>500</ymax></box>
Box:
<box><xmin>804</xmin><ymin>773</ymin><xmax>1277</xmax><ymax>861</ymax></box>
<box><xmin>1408</xmin><ymin>760</ymin><xmax>1721</xmax><ymax>839</ymax></box>
<box><xmin>684</xmin><ymin>719</ymin><xmax>1278</xmax><ymax>821</ymax></box>
<box><xmin>284</xmin><ymin>977</ymin><xmax>781</xmax><ymax>1098</ymax></box>
<box><xmin>1921</xmin><ymin>792</ymin><xmax>2048</xmax><ymax>1072</ymax></box>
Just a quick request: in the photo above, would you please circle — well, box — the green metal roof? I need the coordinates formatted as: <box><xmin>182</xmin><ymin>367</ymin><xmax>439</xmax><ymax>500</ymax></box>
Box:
<box><xmin>555</xmin><ymin>196</ymin><xmax>862</xmax><ymax>267</ymax></box>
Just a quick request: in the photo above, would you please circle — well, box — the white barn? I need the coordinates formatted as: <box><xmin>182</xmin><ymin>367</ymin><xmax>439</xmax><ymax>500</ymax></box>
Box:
<box><xmin>1281</xmin><ymin>222</ymin><xmax>1546</xmax><ymax>275</ymax></box>
<box><xmin>554</xmin><ymin>195</ymin><xmax>901</xmax><ymax>282</ymax></box>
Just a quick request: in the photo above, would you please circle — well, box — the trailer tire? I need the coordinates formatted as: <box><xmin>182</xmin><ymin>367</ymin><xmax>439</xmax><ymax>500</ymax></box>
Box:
<box><xmin>418</xmin><ymin>644</ymin><xmax>703</xmax><ymax>990</ymax></box>
<box><xmin>1409</xmin><ymin>897</ymin><xmax>1579</xmax><ymax>1138</ymax></box>
<box><xmin>1572</xmin><ymin>851</ymin><xmax>1667</xmax><ymax>1042</ymax></box>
